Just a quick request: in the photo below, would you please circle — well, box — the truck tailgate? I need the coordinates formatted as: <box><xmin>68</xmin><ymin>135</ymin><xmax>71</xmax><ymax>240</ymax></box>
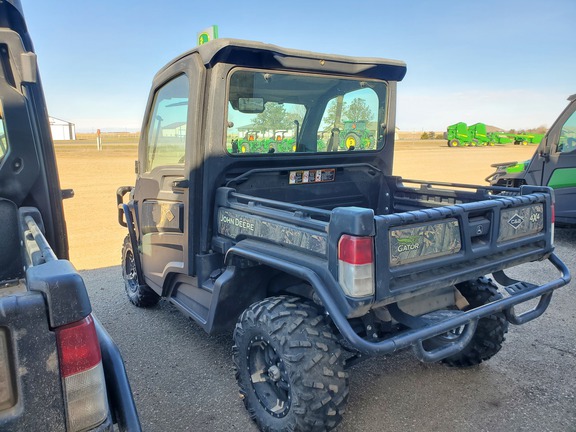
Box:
<box><xmin>0</xmin><ymin>292</ymin><xmax>67</xmax><ymax>431</ymax></box>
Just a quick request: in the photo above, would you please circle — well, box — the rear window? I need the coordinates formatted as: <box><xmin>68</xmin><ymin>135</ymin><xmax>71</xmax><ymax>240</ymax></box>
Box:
<box><xmin>226</xmin><ymin>69</ymin><xmax>387</xmax><ymax>155</ymax></box>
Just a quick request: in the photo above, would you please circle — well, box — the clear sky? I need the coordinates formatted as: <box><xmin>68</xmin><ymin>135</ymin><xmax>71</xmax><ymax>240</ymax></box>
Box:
<box><xmin>23</xmin><ymin>0</ymin><xmax>575</xmax><ymax>133</ymax></box>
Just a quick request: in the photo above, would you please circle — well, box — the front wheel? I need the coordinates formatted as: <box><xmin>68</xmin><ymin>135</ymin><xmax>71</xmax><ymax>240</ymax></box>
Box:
<box><xmin>233</xmin><ymin>296</ymin><xmax>348</xmax><ymax>432</ymax></box>
<box><xmin>442</xmin><ymin>277</ymin><xmax>508</xmax><ymax>367</ymax></box>
<box><xmin>122</xmin><ymin>235</ymin><xmax>160</xmax><ymax>307</ymax></box>
<box><xmin>448</xmin><ymin>139</ymin><xmax>460</xmax><ymax>147</ymax></box>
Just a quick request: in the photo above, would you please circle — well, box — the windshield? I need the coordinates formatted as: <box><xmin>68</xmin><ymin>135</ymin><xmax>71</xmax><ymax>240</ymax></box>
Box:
<box><xmin>226</xmin><ymin>69</ymin><xmax>387</xmax><ymax>155</ymax></box>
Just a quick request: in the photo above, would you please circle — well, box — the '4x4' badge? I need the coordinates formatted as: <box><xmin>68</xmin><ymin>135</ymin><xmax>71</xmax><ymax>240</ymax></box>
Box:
<box><xmin>508</xmin><ymin>214</ymin><xmax>524</xmax><ymax>230</ymax></box>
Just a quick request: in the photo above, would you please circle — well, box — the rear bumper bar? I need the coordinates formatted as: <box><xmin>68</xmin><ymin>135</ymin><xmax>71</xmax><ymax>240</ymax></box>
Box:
<box><xmin>227</xmin><ymin>243</ymin><xmax>570</xmax><ymax>362</ymax></box>
<box><xmin>335</xmin><ymin>253</ymin><xmax>570</xmax><ymax>361</ymax></box>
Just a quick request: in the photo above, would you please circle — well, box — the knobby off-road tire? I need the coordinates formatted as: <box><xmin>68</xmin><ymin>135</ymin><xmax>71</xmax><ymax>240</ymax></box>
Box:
<box><xmin>121</xmin><ymin>235</ymin><xmax>160</xmax><ymax>307</ymax></box>
<box><xmin>442</xmin><ymin>277</ymin><xmax>508</xmax><ymax>367</ymax></box>
<box><xmin>233</xmin><ymin>296</ymin><xmax>349</xmax><ymax>432</ymax></box>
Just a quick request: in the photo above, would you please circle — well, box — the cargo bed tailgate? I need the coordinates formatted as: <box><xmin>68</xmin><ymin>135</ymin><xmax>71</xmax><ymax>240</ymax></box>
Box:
<box><xmin>374</xmin><ymin>191</ymin><xmax>554</xmax><ymax>302</ymax></box>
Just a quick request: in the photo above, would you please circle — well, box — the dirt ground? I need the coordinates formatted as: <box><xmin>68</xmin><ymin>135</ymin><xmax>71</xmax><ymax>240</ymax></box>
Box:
<box><xmin>55</xmin><ymin>140</ymin><xmax>536</xmax><ymax>270</ymax></box>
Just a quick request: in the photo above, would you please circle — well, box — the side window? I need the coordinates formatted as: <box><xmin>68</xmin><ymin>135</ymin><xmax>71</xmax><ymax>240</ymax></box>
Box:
<box><xmin>319</xmin><ymin>88</ymin><xmax>380</xmax><ymax>151</ymax></box>
<box><xmin>145</xmin><ymin>74</ymin><xmax>189</xmax><ymax>171</ymax></box>
<box><xmin>557</xmin><ymin>110</ymin><xmax>576</xmax><ymax>154</ymax></box>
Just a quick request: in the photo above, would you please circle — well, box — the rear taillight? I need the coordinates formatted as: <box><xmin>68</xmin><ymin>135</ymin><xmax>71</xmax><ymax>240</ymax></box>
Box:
<box><xmin>338</xmin><ymin>235</ymin><xmax>375</xmax><ymax>297</ymax></box>
<box><xmin>56</xmin><ymin>315</ymin><xmax>108</xmax><ymax>432</ymax></box>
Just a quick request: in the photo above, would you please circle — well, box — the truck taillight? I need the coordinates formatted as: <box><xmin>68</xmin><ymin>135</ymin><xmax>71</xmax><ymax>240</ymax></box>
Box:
<box><xmin>338</xmin><ymin>235</ymin><xmax>375</xmax><ymax>297</ymax></box>
<box><xmin>56</xmin><ymin>315</ymin><xmax>109</xmax><ymax>432</ymax></box>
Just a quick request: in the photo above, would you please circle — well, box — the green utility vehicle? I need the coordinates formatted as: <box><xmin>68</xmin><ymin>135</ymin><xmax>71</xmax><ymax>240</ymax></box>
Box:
<box><xmin>487</xmin><ymin>94</ymin><xmax>576</xmax><ymax>226</ymax></box>
<box><xmin>117</xmin><ymin>40</ymin><xmax>570</xmax><ymax>431</ymax></box>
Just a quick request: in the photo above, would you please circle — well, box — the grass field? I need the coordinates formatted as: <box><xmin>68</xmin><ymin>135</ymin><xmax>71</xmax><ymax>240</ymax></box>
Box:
<box><xmin>55</xmin><ymin>138</ymin><xmax>536</xmax><ymax>270</ymax></box>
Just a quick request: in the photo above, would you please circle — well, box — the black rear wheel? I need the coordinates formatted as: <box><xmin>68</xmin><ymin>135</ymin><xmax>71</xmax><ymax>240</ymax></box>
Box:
<box><xmin>233</xmin><ymin>296</ymin><xmax>348</xmax><ymax>431</ymax></box>
<box><xmin>442</xmin><ymin>277</ymin><xmax>508</xmax><ymax>367</ymax></box>
<box><xmin>122</xmin><ymin>235</ymin><xmax>160</xmax><ymax>307</ymax></box>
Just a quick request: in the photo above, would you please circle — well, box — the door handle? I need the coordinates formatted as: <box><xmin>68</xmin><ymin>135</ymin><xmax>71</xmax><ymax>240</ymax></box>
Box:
<box><xmin>171</xmin><ymin>179</ymin><xmax>189</xmax><ymax>189</ymax></box>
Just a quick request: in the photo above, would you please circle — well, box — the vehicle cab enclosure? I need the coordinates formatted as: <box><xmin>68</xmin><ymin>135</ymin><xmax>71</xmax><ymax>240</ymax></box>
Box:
<box><xmin>121</xmin><ymin>39</ymin><xmax>409</xmax><ymax>326</ymax></box>
<box><xmin>487</xmin><ymin>94</ymin><xmax>576</xmax><ymax>226</ymax></box>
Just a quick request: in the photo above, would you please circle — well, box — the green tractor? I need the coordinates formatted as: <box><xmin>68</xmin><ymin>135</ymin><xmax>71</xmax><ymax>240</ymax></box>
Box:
<box><xmin>266</xmin><ymin>130</ymin><xmax>297</xmax><ymax>153</ymax></box>
<box><xmin>238</xmin><ymin>130</ymin><xmax>267</xmax><ymax>153</ymax></box>
<box><xmin>340</xmin><ymin>120</ymin><xmax>374</xmax><ymax>150</ymax></box>
<box><xmin>511</xmin><ymin>133</ymin><xmax>545</xmax><ymax>146</ymax></box>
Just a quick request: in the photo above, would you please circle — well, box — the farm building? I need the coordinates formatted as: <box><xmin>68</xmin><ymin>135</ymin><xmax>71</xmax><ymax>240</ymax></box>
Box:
<box><xmin>49</xmin><ymin>116</ymin><xmax>76</xmax><ymax>140</ymax></box>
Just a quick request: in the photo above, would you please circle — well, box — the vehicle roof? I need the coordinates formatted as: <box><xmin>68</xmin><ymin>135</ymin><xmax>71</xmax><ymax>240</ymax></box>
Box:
<box><xmin>156</xmin><ymin>38</ymin><xmax>407</xmax><ymax>82</ymax></box>
<box><xmin>5</xmin><ymin>0</ymin><xmax>23</xmax><ymax>14</ymax></box>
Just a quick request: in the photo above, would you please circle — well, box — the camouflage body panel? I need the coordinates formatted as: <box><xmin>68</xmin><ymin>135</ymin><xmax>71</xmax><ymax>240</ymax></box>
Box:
<box><xmin>218</xmin><ymin>208</ymin><xmax>327</xmax><ymax>256</ymax></box>
<box><xmin>497</xmin><ymin>204</ymin><xmax>544</xmax><ymax>242</ymax></box>
<box><xmin>141</xmin><ymin>200</ymin><xmax>183</xmax><ymax>234</ymax></box>
<box><xmin>389</xmin><ymin>219</ymin><xmax>461</xmax><ymax>267</ymax></box>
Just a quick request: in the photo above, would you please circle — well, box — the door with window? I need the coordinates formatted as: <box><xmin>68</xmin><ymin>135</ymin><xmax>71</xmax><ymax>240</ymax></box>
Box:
<box><xmin>542</xmin><ymin>103</ymin><xmax>576</xmax><ymax>224</ymax></box>
<box><xmin>133</xmin><ymin>72</ymin><xmax>191</xmax><ymax>290</ymax></box>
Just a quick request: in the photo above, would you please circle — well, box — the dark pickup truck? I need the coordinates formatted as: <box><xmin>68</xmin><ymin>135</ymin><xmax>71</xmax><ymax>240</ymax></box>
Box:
<box><xmin>0</xmin><ymin>1</ymin><xmax>140</xmax><ymax>431</ymax></box>
<box><xmin>117</xmin><ymin>39</ymin><xmax>571</xmax><ymax>431</ymax></box>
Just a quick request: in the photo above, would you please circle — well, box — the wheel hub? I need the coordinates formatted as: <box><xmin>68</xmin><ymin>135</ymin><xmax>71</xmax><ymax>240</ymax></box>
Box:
<box><xmin>267</xmin><ymin>365</ymin><xmax>281</xmax><ymax>382</ymax></box>
<box><xmin>124</xmin><ymin>251</ymin><xmax>139</xmax><ymax>293</ymax></box>
<box><xmin>247</xmin><ymin>336</ymin><xmax>291</xmax><ymax>418</ymax></box>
